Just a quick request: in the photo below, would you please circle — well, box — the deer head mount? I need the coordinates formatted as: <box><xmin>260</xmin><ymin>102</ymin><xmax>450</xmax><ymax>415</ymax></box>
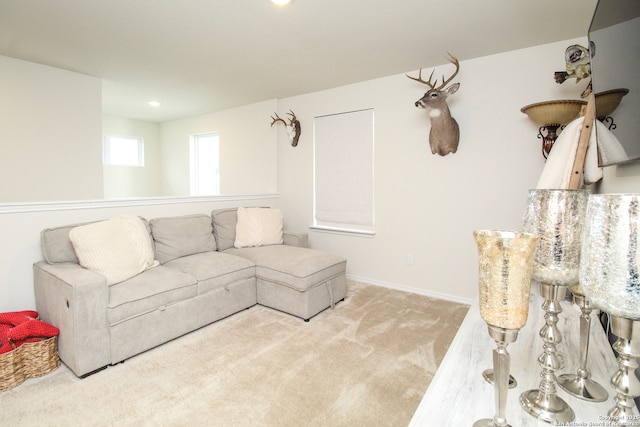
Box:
<box><xmin>270</xmin><ymin>110</ymin><xmax>301</xmax><ymax>147</ymax></box>
<box><xmin>407</xmin><ymin>53</ymin><xmax>461</xmax><ymax>156</ymax></box>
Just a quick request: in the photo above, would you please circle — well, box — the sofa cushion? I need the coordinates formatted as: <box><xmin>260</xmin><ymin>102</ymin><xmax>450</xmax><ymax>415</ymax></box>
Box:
<box><xmin>234</xmin><ymin>207</ymin><xmax>283</xmax><ymax>248</ymax></box>
<box><xmin>41</xmin><ymin>221</ymin><xmax>100</xmax><ymax>264</ymax></box>
<box><xmin>211</xmin><ymin>208</ymin><xmax>238</xmax><ymax>251</ymax></box>
<box><xmin>164</xmin><ymin>251</ymin><xmax>256</xmax><ymax>294</ymax></box>
<box><xmin>150</xmin><ymin>214</ymin><xmax>217</xmax><ymax>264</ymax></box>
<box><xmin>69</xmin><ymin>216</ymin><xmax>159</xmax><ymax>285</ymax></box>
<box><xmin>225</xmin><ymin>245</ymin><xmax>346</xmax><ymax>292</ymax></box>
<box><xmin>108</xmin><ymin>265</ymin><xmax>198</xmax><ymax>325</ymax></box>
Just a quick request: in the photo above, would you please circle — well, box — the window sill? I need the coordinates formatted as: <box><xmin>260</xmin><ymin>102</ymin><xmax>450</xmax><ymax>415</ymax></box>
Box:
<box><xmin>309</xmin><ymin>225</ymin><xmax>375</xmax><ymax>237</ymax></box>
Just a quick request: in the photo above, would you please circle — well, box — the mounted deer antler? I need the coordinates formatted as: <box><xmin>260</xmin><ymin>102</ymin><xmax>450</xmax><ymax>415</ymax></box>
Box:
<box><xmin>270</xmin><ymin>112</ymin><xmax>287</xmax><ymax>127</ymax></box>
<box><xmin>270</xmin><ymin>109</ymin><xmax>301</xmax><ymax>147</ymax></box>
<box><xmin>407</xmin><ymin>53</ymin><xmax>461</xmax><ymax>156</ymax></box>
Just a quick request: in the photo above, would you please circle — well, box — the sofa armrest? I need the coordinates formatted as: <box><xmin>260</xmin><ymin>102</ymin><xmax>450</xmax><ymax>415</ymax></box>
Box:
<box><xmin>33</xmin><ymin>261</ymin><xmax>111</xmax><ymax>377</ymax></box>
<box><xmin>283</xmin><ymin>230</ymin><xmax>309</xmax><ymax>248</ymax></box>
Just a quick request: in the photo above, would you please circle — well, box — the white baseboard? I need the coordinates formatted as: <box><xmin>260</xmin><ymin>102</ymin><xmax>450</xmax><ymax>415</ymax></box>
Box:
<box><xmin>346</xmin><ymin>274</ymin><xmax>473</xmax><ymax>306</ymax></box>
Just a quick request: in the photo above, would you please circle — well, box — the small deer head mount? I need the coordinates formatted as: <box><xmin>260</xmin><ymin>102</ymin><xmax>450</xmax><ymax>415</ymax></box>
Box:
<box><xmin>270</xmin><ymin>110</ymin><xmax>301</xmax><ymax>147</ymax></box>
<box><xmin>407</xmin><ymin>53</ymin><xmax>461</xmax><ymax>156</ymax></box>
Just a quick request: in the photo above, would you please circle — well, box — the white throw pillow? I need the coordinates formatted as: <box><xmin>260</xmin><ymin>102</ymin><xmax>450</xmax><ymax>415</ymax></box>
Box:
<box><xmin>234</xmin><ymin>207</ymin><xmax>284</xmax><ymax>248</ymax></box>
<box><xmin>69</xmin><ymin>215</ymin><xmax>159</xmax><ymax>285</ymax></box>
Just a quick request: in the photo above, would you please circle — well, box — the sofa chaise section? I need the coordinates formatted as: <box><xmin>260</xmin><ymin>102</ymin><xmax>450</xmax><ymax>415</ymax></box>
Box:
<box><xmin>226</xmin><ymin>245</ymin><xmax>347</xmax><ymax>321</ymax></box>
<box><xmin>212</xmin><ymin>208</ymin><xmax>347</xmax><ymax>321</ymax></box>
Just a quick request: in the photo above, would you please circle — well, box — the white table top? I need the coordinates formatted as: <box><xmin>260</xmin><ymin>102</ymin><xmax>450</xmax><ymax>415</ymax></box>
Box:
<box><xmin>409</xmin><ymin>282</ymin><xmax>639</xmax><ymax>426</ymax></box>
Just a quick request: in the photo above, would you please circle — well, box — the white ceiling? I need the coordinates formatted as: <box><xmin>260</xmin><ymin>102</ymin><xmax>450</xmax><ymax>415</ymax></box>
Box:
<box><xmin>0</xmin><ymin>0</ymin><xmax>598</xmax><ymax>122</ymax></box>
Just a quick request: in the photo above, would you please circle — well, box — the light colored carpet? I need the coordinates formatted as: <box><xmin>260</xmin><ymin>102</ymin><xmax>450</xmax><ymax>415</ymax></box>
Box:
<box><xmin>0</xmin><ymin>281</ymin><xmax>468</xmax><ymax>427</ymax></box>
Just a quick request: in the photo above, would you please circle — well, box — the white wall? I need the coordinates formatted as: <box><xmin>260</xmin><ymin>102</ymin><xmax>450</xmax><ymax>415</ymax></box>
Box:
<box><xmin>102</xmin><ymin>116</ymin><xmax>162</xmax><ymax>198</ymax></box>
<box><xmin>1</xmin><ymin>37</ymin><xmax>639</xmax><ymax>312</ymax></box>
<box><xmin>276</xmin><ymin>37</ymin><xmax>638</xmax><ymax>303</ymax></box>
<box><xmin>159</xmin><ymin>100</ymin><xmax>279</xmax><ymax>196</ymax></box>
<box><xmin>0</xmin><ymin>55</ymin><xmax>103</xmax><ymax>202</ymax></box>
<box><xmin>103</xmin><ymin>101</ymin><xmax>279</xmax><ymax>199</ymax></box>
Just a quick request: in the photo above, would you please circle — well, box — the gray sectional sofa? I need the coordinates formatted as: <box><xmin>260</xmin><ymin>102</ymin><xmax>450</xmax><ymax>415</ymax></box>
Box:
<box><xmin>33</xmin><ymin>208</ymin><xmax>347</xmax><ymax>378</ymax></box>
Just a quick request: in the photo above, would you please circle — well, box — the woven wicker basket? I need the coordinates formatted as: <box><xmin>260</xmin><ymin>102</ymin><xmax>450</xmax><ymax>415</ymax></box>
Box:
<box><xmin>0</xmin><ymin>336</ymin><xmax>59</xmax><ymax>392</ymax></box>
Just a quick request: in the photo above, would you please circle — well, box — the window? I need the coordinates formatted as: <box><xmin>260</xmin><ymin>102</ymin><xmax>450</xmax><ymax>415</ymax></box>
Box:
<box><xmin>190</xmin><ymin>132</ymin><xmax>220</xmax><ymax>196</ymax></box>
<box><xmin>103</xmin><ymin>135</ymin><xmax>144</xmax><ymax>167</ymax></box>
<box><xmin>313</xmin><ymin>109</ymin><xmax>374</xmax><ymax>235</ymax></box>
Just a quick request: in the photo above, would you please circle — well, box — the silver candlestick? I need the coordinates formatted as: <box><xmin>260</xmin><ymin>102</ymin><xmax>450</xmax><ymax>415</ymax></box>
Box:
<box><xmin>608</xmin><ymin>316</ymin><xmax>640</xmax><ymax>423</ymax></box>
<box><xmin>519</xmin><ymin>189</ymin><xmax>589</xmax><ymax>425</ymax></box>
<box><xmin>557</xmin><ymin>284</ymin><xmax>608</xmax><ymax>402</ymax></box>
<box><xmin>475</xmin><ymin>326</ymin><xmax>519</xmax><ymax>427</ymax></box>
<box><xmin>482</xmin><ymin>370</ymin><xmax>517</xmax><ymax>389</ymax></box>
<box><xmin>473</xmin><ymin>230</ymin><xmax>538</xmax><ymax>427</ymax></box>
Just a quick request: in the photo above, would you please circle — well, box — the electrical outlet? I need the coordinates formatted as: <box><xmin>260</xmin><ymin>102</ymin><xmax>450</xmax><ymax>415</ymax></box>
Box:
<box><xmin>406</xmin><ymin>255</ymin><xmax>414</xmax><ymax>266</ymax></box>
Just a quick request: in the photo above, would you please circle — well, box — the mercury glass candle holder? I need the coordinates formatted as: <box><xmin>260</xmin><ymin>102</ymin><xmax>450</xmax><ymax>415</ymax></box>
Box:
<box><xmin>473</xmin><ymin>230</ymin><xmax>539</xmax><ymax>427</ymax></box>
<box><xmin>580</xmin><ymin>193</ymin><xmax>640</xmax><ymax>421</ymax></box>
<box><xmin>519</xmin><ymin>188</ymin><xmax>589</xmax><ymax>425</ymax></box>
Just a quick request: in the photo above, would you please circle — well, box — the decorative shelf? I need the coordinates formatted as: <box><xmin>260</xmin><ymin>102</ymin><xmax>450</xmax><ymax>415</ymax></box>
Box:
<box><xmin>594</xmin><ymin>88</ymin><xmax>629</xmax><ymax>121</ymax></box>
<box><xmin>520</xmin><ymin>99</ymin><xmax>587</xmax><ymax>127</ymax></box>
<box><xmin>521</xmin><ymin>99</ymin><xmax>587</xmax><ymax>159</ymax></box>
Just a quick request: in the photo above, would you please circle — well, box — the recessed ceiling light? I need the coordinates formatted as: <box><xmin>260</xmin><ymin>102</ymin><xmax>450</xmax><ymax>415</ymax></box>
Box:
<box><xmin>148</xmin><ymin>101</ymin><xmax>160</xmax><ymax>108</ymax></box>
<box><xmin>271</xmin><ymin>0</ymin><xmax>292</xmax><ymax>5</ymax></box>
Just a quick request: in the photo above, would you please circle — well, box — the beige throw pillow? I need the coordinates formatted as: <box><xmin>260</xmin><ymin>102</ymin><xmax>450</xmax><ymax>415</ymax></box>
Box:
<box><xmin>234</xmin><ymin>207</ymin><xmax>283</xmax><ymax>248</ymax></box>
<box><xmin>69</xmin><ymin>215</ymin><xmax>159</xmax><ymax>285</ymax></box>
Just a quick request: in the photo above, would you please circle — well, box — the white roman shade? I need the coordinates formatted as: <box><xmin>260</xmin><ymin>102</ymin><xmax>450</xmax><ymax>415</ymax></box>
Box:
<box><xmin>313</xmin><ymin>109</ymin><xmax>374</xmax><ymax>234</ymax></box>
